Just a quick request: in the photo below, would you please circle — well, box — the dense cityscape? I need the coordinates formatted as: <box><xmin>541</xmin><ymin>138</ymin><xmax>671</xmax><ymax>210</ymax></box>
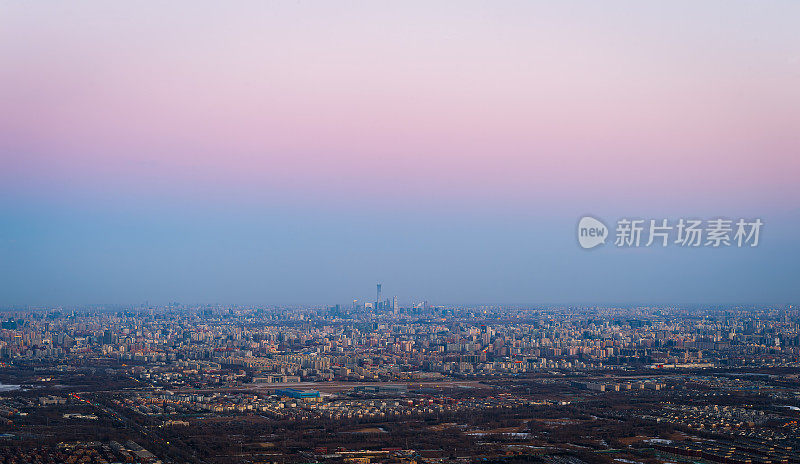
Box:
<box><xmin>1</xmin><ymin>294</ymin><xmax>799</xmax><ymax>464</ymax></box>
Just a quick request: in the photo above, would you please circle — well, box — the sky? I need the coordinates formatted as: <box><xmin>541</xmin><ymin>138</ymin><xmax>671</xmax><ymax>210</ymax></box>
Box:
<box><xmin>1</xmin><ymin>1</ymin><xmax>799</xmax><ymax>307</ymax></box>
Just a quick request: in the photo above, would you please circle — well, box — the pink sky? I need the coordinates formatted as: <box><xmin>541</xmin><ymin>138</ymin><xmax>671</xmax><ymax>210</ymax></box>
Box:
<box><xmin>2</xmin><ymin>2</ymin><xmax>800</xmax><ymax>306</ymax></box>
<box><xmin>2</xmin><ymin>1</ymin><xmax>799</xmax><ymax>211</ymax></box>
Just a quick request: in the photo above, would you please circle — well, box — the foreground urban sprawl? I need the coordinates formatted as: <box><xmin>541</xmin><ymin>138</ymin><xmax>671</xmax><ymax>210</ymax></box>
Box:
<box><xmin>1</xmin><ymin>303</ymin><xmax>799</xmax><ymax>464</ymax></box>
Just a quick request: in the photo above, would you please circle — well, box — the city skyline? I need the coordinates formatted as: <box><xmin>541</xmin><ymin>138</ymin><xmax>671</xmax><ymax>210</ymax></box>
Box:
<box><xmin>2</xmin><ymin>3</ymin><xmax>800</xmax><ymax>463</ymax></box>
<box><xmin>1</xmin><ymin>302</ymin><xmax>799</xmax><ymax>463</ymax></box>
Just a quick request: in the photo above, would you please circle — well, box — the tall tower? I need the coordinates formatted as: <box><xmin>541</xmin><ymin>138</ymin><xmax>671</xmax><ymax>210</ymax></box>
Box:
<box><xmin>376</xmin><ymin>284</ymin><xmax>382</xmax><ymax>310</ymax></box>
